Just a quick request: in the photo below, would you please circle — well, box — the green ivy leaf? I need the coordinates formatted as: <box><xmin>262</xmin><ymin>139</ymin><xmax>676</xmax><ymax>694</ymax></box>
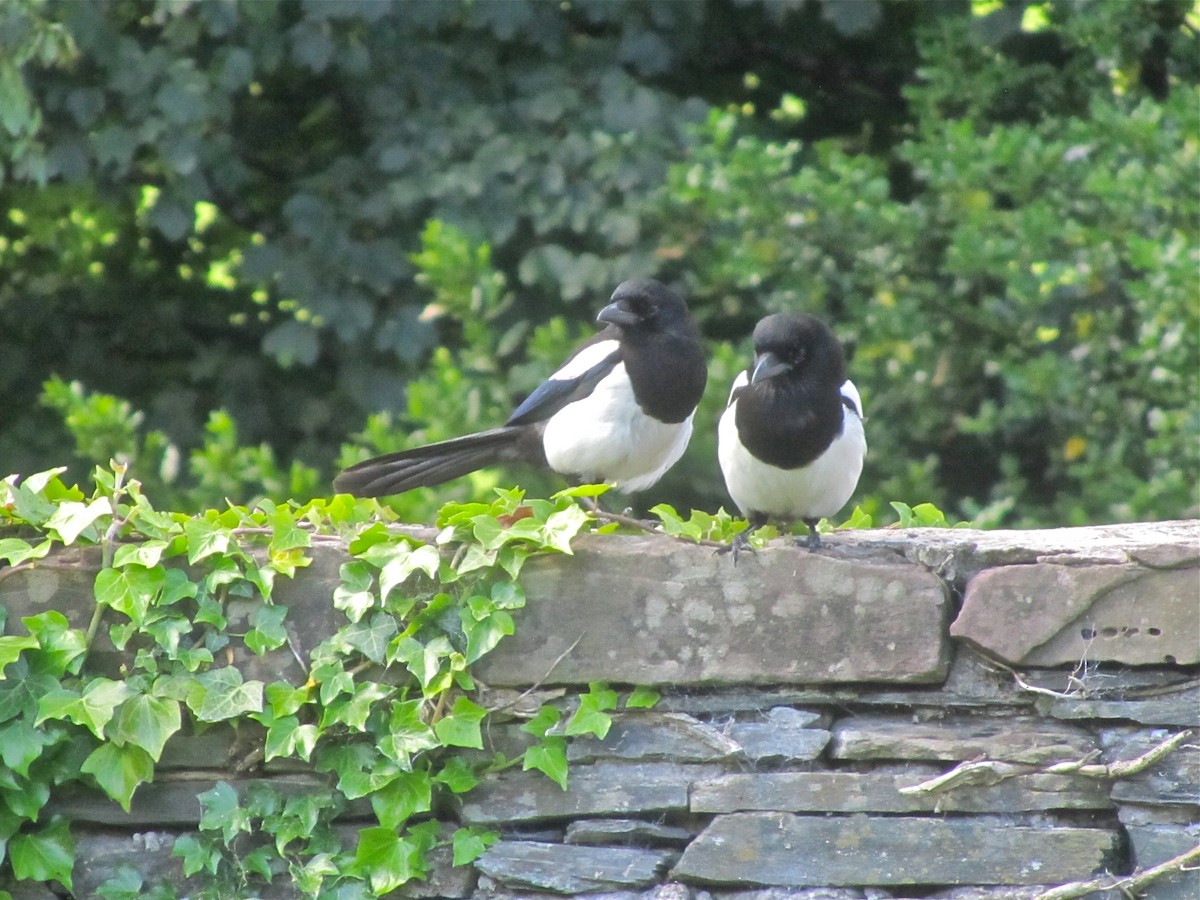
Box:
<box><xmin>334</xmin><ymin>560</ymin><xmax>377</xmax><ymax>623</ymax></box>
<box><xmin>265</xmin><ymin>681</ymin><xmax>310</xmax><ymax>718</ymax></box>
<box><xmin>110</xmin><ymin>693</ymin><xmax>181</xmax><ymax>761</ymax></box>
<box><xmin>378</xmin><ymin>543</ymin><xmax>441</xmax><ymax>600</ymax></box>
<box><xmin>268</xmin><ymin>504</ymin><xmax>311</xmax><ymax>554</ymax></box>
<box><xmin>565</xmin><ymin>682</ymin><xmax>618</xmax><ymax>738</ymax></box>
<box><xmin>9</xmin><ymin>817</ymin><xmax>74</xmax><ymax>891</ymax></box>
<box><xmin>197</xmin><ymin>781</ymin><xmax>248</xmax><ymax>844</ymax></box>
<box><xmin>338</xmin><ymin>612</ymin><xmax>397</xmax><ymax>664</ymax></box>
<box><xmin>95</xmin><ymin>864</ymin><xmax>144</xmax><ymax>900</ymax></box>
<box><xmin>0</xmin><ymin>537</ymin><xmax>52</xmax><ymax>565</ymax></box>
<box><xmin>379</xmin><ymin>700</ymin><xmax>439</xmax><ymax>766</ymax></box>
<box><xmin>264</xmin><ymin>716</ymin><xmax>319</xmax><ymax>762</ymax></box>
<box><xmin>321</xmin><ymin>681</ymin><xmax>391</xmax><ymax>732</ymax></box>
<box><xmin>432</xmin><ymin>757</ymin><xmax>479</xmax><ymax>794</ymax></box>
<box><xmin>183</xmin><ymin>518</ymin><xmax>232</xmax><ymax>564</ymax></box>
<box><xmin>461</xmin><ymin>607</ymin><xmax>514</xmax><ymax>664</ymax></box>
<box><xmin>36</xmin><ymin>677</ymin><xmax>130</xmax><ymax>738</ymax></box>
<box><xmin>0</xmin><ymin>719</ymin><xmax>56</xmax><ymax>777</ymax></box>
<box><xmin>112</xmin><ymin>540</ymin><xmax>169</xmax><ymax>569</ymax></box>
<box><xmin>452</xmin><ymin>826</ymin><xmax>499</xmax><ymax>866</ymax></box>
<box><xmin>433</xmin><ymin>696</ymin><xmax>487</xmax><ymax>749</ymax></box>
<box><xmin>353</xmin><ymin>826</ymin><xmax>420</xmax><ymax>894</ymax></box>
<box><xmin>44</xmin><ymin>497</ymin><xmax>111</xmax><ymax>544</ymax></box>
<box><xmin>245</xmin><ymin>602</ymin><xmax>289</xmax><ymax>655</ymax></box>
<box><xmin>370</xmin><ymin>769</ymin><xmax>432</xmax><ymax>830</ymax></box>
<box><xmin>522</xmin><ymin>736</ymin><xmax>568</xmax><ymax>789</ymax></box>
<box><xmin>0</xmin><ymin>635</ymin><xmax>39</xmax><ymax>679</ymax></box>
<box><xmin>625</xmin><ymin>685</ymin><xmax>661</xmax><ymax>709</ymax></box>
<box><xmin>172</xmin><ymin>833</ymin><xmax>221</xmax><ymax>877</ymax></box>
<box><xmin>187</xmin><ymin>667</ymin><xmax>263</xmax><ymax>722</ymax></box>
<box><xmin>81</xmin><ymin>743</ymin><xmax>154</xmax><ymax>812</ymax></box>
<box><xmin>93</xmin><ymin>566</ymin><xmax>166</xmax><ymax>627</ymax></box>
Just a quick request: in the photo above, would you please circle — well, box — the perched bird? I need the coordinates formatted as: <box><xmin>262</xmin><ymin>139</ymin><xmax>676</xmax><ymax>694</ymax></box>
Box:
<box><xmin>335</xmin><ymin>278</ymin><xmax>708</xmax><ymax>499</ymax></box>
<box><xmin>718</xmin><ymin>312</ymin><xmax>866</xmax><ymax>556</ymax></box>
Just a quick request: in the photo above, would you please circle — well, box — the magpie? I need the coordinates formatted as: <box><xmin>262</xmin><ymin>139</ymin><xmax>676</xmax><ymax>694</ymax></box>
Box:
<box><xmin>334</xmin><ymin>278</ymin><xmax>708</xmax><ymax>499</ymax></box>
<box><xmin>718</xmin><ymin>312</ymin><xmax>866</xmax><ymax>556</ymax></box>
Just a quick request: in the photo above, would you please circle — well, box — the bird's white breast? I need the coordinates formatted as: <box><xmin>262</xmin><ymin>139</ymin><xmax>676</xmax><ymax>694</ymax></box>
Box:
<box><xmin>542</xmin><ymin>355</ymin><xmax>693</xmax><ymax>493</ymax></box>
<box><xmin>718</xmin><ymin>379</ymin><xmax>867</xmax><ymax>520</ymax></box>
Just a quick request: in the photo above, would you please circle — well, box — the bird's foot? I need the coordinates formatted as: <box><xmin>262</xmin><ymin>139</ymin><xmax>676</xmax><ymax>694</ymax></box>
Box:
<box><xmin>716</xmin><ymin>528</ymin><xmax>756</xmax><ymax>565</ymax></box>
<box><xmin>794</xmin><ymin>519</ymin><xmax>823</xmax><ymax>551</ymax></box>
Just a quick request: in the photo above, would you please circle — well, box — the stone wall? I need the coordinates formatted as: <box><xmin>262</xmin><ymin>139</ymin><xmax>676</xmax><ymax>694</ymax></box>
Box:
<box><xmin>1</xmin><ymin>520</ymin><xmax>1197</xmax><ymax>899</ymax></box>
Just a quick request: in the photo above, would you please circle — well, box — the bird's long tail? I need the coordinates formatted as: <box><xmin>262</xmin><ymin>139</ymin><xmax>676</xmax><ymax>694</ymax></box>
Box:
<box><xmin>334</xmin><ymin>426</ymin><xmax>532</xmax><ymax>498</ymax></box>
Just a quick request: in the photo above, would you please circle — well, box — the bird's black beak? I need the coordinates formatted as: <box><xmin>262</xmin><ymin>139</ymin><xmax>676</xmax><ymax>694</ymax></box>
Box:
<box><xmin>597</xmin><ymin>301</ymin><xmax>641</xmax><ymax>328</ymax></box>
<box><xmin>750</xmin><ymin>350</ymin><xmax>790</xmax><ymax>384</ymax></box>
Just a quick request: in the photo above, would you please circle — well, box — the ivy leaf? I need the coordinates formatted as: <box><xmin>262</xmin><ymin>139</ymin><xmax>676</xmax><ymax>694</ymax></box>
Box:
<box><xmin>353</xmin><ymin>826</ymin><xmax>420</xmax><ymax>894</ymax></box>
<box><xmin>370</xmin><ymin>769</ymin><xmax>432</xmax><ymax>830</ymax></box>
<box><xmin>522</xmin><ymin>736</ymin><xmax>568</xmax><ymax>790</ymax></box>
<box><xmin>0</xmin><ymin>537</ymin><xmax>52</xmax><ymax>565</ymax></box>
<box><xmin>378</xmin><ymin>544</ymin><xmax>441</xmax><ymax>600</ymax></box>
<box><xmin>36</xmin><ymin>678</ymin><xmax>131</xmax><ymax>738</ymax></box>
<box><xmin>539</xmin><ymin>505</ymin><xmax>590</xmax><ymax>553</ymax></box>
<box><xmin>95</xmin><ymin>865</ymin><xmax>144</xmax><ymax>900</ymax></box>
<box><xmin>432</xmin><ymin>756</ymin><xmax>478</xmax><ymax>794</ymax></box>
<box><xmin>197</xmin><ymin>781</ymin><xmax>249</xmax><ymax>844</ymax></box>
<box><xmin>625</xmin><ymin>685</ymin><xmax>661</xmax><ymax>709</ymax></box>
<box><xmin>265</xmin><ymin>681</ymin><xmax>309</xmax><ymax>718</ymax></box>
<box><xmin>264</xmin><ymin>716</ymin><xmax>318</xmax><ymax>762</ymax></box>
<box><xmin>268</xmin><ymin>504</ymin><xmax>311</xmax><ymax>555</ymax></box>
<box><xmin>0</xmin><ymin>719</ymin><xmax>56</xmax><ymax>777</ymax></box>
<box><xmin>93</xmin><ymin>566</ymin><xmax>165</xmax><ymax>627</ymax></box>
<box><xmin>433</xmin><ymin>696</ymin><xmax>487</xmax><ymax>749</ymax></box>
<box><xmin>334</xmin><ymin>560</ymin><xmax>376</xmax><ymax>623</ymax></box>
<box><xmin>379</xmin><ymin>700</ymin><xmax>439</xmax><ymax>766</ymax></box>
<box><xmin>112</xmin><ymin>540</ymin><xmax>169</xmax><ymax>569</ymax></box>
<box><xmin>0</xmin><ymin>635</ymin><xmax>39</xmax><ymax>679</ymax></box>
<box><xmin>321</xmin><ymin>682</ymin><xmax>392</xmax><ymax>732</ymax></box>
<box><xmin>187</xmin><ymin>668</ymin><xmax>263</xmax><ymax>722</ymax></box>
<box><xmin>452</xmin><ymin>827</ymin><xmax>498</xmax><ymax>866</ymax></box>
<box><xmin>461</xmin><ymin>607</ymin><xmax>513</xmax><ymax>664</ymax></box>
<box><xmin>110</xmin><ymin>694</ymin><xmax>181</xmax><ymax>761</ymax></box>
<box><xmin>44</xmin><ymin>497</ymin><xmax>111</xmax><ymax>544</ymax></box>
<box><xmin>81</xmin><ymin>743</ymin><xmax>154</xmax><ymax>812</ymax></box>
<box><xmin>338</xmin><ymin>612</ymin><xmax>397</xmax><ymax>664</ymax></box>
<box><xmin>244</xmin><ymin>603</ymin><xmax>289</xmax><ymax>655</ymax></box>
<box><xmin>172</xmin><ymin>834</ymin><xmax>221</xmax><ymax>877</ymax></box>
<box><xmin>9</xmin><ymin>817</ymin><xmax>74</xmax><ymax>891</ymax></box>
<box><xmin>183</xmin><ymin>518</ymin><xmax>231</xmax><ymax>564</ymax></box>
<box><xmin>565</xmin><ymin>682</ymin><xmax>617</xmax><ymax>738</ymax></box>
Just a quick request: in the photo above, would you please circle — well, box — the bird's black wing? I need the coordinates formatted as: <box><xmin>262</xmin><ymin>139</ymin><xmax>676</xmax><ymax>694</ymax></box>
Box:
<box><xmin>505</xmin><ymin>342</ymin><xmax>622</xmax><ymax>427</ymax></box>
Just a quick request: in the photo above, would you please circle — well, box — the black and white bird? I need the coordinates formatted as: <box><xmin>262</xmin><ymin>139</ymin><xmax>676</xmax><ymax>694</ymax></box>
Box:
<box><xmin>718</xmin><ymin>312</ymin><xmax>866</xmax><ymax>555</ymax></box>
<box><xmin>335</xmin><ymin>278</ymin><xmax>708</xmax><ymax>499</ymax></box>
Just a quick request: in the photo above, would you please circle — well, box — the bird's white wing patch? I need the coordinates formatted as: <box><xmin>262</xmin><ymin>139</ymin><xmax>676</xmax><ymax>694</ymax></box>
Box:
<box><xmin>726</xmin><ymin>369</ymin><xmax>749</xmax><ymax>407</ymax></box>
<box><xmin>547</xmin><ymin>340</ymin><xmax>621</xmax><ymax>382</ymax></box>
<box><xmin>840</xmin><ymin>379</ymin><xmax>864</xmax><ymax>419</ymax></box>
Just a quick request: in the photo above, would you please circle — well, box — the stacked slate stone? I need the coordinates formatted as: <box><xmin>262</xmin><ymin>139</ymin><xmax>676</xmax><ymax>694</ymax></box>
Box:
<box><xmin>1</xmin><ymin>521</ymin><xmax>1196</xmax><ymax>899</ymax></box>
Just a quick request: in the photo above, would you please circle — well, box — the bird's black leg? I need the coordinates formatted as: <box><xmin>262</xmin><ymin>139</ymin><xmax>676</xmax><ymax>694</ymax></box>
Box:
<box><xmin>717</xmin><ymin>513</ymin><xmax>767</xmax><ymax>565</ymax></box>
<box><xmin>796</xmin><ymin>517</ymin><xmax>822</xmax><ymax>551</ymax></box>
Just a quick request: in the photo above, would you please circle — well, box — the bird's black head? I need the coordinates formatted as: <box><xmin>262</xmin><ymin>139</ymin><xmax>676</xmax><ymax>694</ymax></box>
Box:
<box><xmin>749</xmin><ymin>313</ymin><xmax>846</xmax><ymax>387</ymax></box>
<box><xmin>597</xmin><ymin>278</ymin><xmax>696</xmax><ymax>339</ymax></box>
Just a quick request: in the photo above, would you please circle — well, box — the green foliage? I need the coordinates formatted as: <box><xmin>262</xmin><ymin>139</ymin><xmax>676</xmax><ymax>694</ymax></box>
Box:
<box><xmin>659</xmin><ymin>2</ymin><xmax>1199</xmax><ymax>526</ymax></box>
<box><xmin>2</xmin><ymin>1</ymin><xmax>1196</xmax><ymax>543</ymax></box>
<box><xmin>0</xmin><ymin>463</ymin><xmax>599</xmax><ymax>896</ymax></box>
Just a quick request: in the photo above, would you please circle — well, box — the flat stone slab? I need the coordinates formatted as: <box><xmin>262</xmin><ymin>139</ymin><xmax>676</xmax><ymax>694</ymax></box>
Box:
<box><xmin>691</xmin><ymin>769</ymin><xmax>1111</xmax><ymax>814</ymax></box>
<box><xmin>564</xmin><ymin>818</ymin><xmax>696</xmax><ymax>846</ymax></box>
<box><xmin>1101</xmin><ymin>729</ymin><xmax>1200</xmax><ymax>807</ymax></box>
<box><xmin>829</xmin><ymin>715</ymin><xmax>1097</xmax><ymax>764</ymax></box>
<box><xmin>672</xmin><ymin>813</ymin><xmax>1120</xmax><ymax>886</ymax></box>
<box><xmin>458</xmin><ymin>762</ymin><xmax>722</xmax><ymax>825</ymax></box>
<box><xmin>951</xmin><ymin>561</ymin><xmax>1200</xmax><ymax>666</ymax></box>
<box><xmin>476</xmin><ymin>534</ymin><xmax>951</xmax><ymax>686</ymax></box>
<box><xmin>1036</xmin><ymin>682</ymin><xmax>1200</xmax><ymax>727</ymax></box>
<box><xmin>566</xmin><ymin>712</ymin><xmax>741</xmax><ymax>763</ymax></box>
<box><xmin>838</xmin><ymin>519</ymin><xmax>1200</xmax><ymax>587</ymax></box>
<box><xmin>476</xmin><ymin>841</ymin><xmax>673</xmax><ymax>893</ymax></box>
<box><xmin>1123</xmin><ymin>823</ymin><xmax>1200</xmax><ymax>900</ymax></box>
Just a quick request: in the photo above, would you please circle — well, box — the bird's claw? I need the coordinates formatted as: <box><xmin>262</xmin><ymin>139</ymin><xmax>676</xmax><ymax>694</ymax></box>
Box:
<box><xmin>716</xmin><ymin>529</ymin><xmax>756</xmax><ymax>565</ymax></box>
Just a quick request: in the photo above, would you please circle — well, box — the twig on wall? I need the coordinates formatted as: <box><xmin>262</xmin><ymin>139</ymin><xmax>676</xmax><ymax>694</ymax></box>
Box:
<box><xmin>1033</xmin><ymin>842</ymin><xmax>1200</xmax><ymax>900</ymax></box>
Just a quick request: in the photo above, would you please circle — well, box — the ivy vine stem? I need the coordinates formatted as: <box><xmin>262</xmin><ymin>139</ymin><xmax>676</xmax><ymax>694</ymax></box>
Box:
<box><xmin>82</xmin><ymin>464</ymin><xmax>129</xmax><ymax>657</ymax></box>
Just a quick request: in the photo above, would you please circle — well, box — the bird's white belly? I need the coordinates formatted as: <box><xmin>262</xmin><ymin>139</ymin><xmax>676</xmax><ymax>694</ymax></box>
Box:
<box><xmin>718</xmin><ymin>402</ymin><xmax>866</xmax><ymax>520</ymax></box>
<box><xmin>543</xmin><ymin>361</ymin><xmax>693</xmax><ymax>492</ymax></box>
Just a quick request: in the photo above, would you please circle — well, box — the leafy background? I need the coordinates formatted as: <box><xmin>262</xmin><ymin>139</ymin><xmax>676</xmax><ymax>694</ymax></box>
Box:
<box><xmin>1</xmin><ymin>0</ymin><xmax>1197</xmax><ymax>527</ymax></box>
